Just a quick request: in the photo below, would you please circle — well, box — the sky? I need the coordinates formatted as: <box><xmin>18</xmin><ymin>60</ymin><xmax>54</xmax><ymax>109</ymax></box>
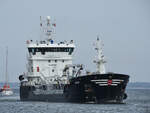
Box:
<box><xmin>0</xmin><ymin>0</ymin><xmax>150</xmax><ymax>82</ymax></box>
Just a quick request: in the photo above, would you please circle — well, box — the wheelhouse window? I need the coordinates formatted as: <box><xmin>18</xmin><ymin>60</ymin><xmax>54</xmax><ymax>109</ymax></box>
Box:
<box><xmin>28</xmin><ymin>47</ymin><xmax>74</xmax><ymax>54</ymax></box>
<box><xmin>41</xmin><ymin>48</ymin><xmax>45</xmax><ymax>55</ymax></box>
<box><xmin>28</xmin><ymin>48</ymin><xmax>36</xmax><ymax>55</ymax></box>
<box><xmin>68</xmin><ymin>48</ymin><xmax>74</xmax><ymax>55</ymax></box>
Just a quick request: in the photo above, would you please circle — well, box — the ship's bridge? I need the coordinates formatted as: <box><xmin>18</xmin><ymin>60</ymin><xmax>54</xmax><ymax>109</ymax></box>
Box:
<box><xmin>27</xmin><ymin>40</ymin><xmax>75</xmax><ymax>60</ymax></box>
<box><xmin>26</xmin><ymin>40</ymin><xmax>75</xmax><ymax>79</ymax></box>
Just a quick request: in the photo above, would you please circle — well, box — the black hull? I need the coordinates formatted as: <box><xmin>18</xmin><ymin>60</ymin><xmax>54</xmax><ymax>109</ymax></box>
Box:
<box><xmin>20</xmin><ymin>85</ymin><xmax>67</xmax><ymax>102</ymax></box>
<box><xmin>20</xmin><ymin>73</ymin><xmax>129</xmax><ymax>103</ymax></box>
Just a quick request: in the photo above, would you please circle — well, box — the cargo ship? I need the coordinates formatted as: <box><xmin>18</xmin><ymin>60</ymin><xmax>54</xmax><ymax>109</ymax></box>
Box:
<box><xmin>19</xmin><ymin>16</ymin><xmax>129</xmax><ymax>103</ymax></box>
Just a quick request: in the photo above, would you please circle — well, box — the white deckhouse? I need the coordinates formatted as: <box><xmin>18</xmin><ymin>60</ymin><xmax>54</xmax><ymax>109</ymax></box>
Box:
<box><xmin>25</xmin><ymin>16</ymin><xmax>75</xmax><ymax>86</ymax></box>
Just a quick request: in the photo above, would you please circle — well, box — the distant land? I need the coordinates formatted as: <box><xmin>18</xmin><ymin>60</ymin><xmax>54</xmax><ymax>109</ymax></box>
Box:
<box><xmin>0</xmin><ymin>82</ymin><xmax>150</xmax><ymax>89</ymax></box>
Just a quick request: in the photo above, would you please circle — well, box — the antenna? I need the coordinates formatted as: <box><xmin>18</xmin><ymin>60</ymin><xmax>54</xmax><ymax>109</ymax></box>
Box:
<box><xmin>40</xmin><ymin>16</ymin><xmax>43</xmax><ymax>41</ymax></box>
<box><xmin>39</xmin><ymin>16</ymin><xmax>56</xmax><ymax>42</ymax></box>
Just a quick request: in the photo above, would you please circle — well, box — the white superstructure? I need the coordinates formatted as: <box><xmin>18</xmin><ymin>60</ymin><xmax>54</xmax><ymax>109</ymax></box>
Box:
<box><xmin>25</xmin><ymin>16</ymin><xmax>75</xmax><ymax>85</ymax></box>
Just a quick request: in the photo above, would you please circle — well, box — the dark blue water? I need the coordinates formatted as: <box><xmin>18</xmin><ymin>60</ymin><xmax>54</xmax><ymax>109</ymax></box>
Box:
<box><xmin>0</xmin><ymin>89</ymin><xmax>150</xmax><ymax>113</ymax></box>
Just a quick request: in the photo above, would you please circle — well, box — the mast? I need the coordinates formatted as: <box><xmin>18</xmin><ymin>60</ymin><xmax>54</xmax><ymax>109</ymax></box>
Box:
<box><xmin>5</xmin><ymin>47</ymin><xmax>8</xmax><ymax>86</ymax></box>
<box><xmin>40</xmin><ymin>16</ymin><xmax>56</xmax><ymax>42</ymax></box>
<box><xmin>93</xmin><ymin>36</ymin><xmax>106</xmax><ymax>74</ymax></box>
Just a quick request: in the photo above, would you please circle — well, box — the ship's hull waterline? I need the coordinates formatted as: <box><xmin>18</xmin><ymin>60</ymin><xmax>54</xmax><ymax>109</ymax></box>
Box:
<box><xmin>20</xmin><ymin>73</ymin><xmax>129</xmax><ymax>103</ymax></box>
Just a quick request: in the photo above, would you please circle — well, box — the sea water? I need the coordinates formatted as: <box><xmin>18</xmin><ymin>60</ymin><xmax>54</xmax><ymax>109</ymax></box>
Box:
<box><xmin>0</xmin><ymin>89</ymin><xmax>150</xmax><ymax>113</ymax></box>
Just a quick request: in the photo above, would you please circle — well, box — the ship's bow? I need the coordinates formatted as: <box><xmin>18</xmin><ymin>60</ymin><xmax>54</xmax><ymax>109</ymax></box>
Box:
<box><xmin>68</xmin><ymin>73</ymin><xmax>129</xmax><ymax>103</ymax></box>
